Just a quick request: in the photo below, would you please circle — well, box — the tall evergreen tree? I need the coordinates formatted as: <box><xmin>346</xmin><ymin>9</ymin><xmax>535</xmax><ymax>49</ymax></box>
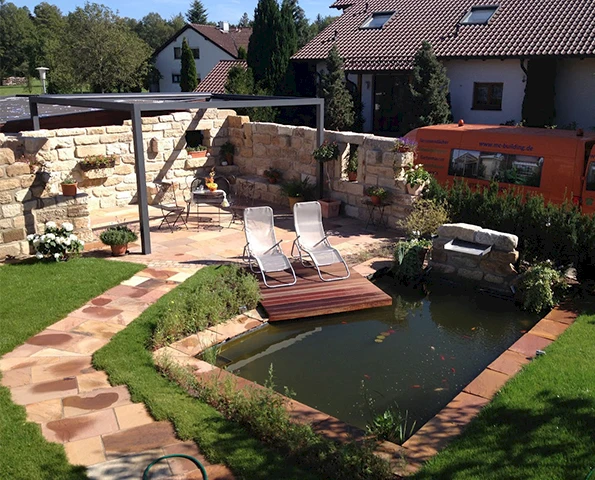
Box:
<box><xmin>247</xmin><ymin>0</ymin><xmax>282</xmax><ymax>92</ymax></box>
<box><xmin>409</xmin><ymin>41</ymin><xmax>451</xmax><ymax>128</ymax></box>
<box><xmin>186</xmin><ymin>0</ymin><xmax>208</xmax><ymax>24</ymax></box>
<box><xmin>284</xmin><ymin>0</ymin><xmax>310</xmax><ymax>48</ymax></box>
<box><xmin>522</xmin><ymin>58</ymin><xmax>556</xmax><ymax>127</ymax></box>
<box><xmin>320</xmin><ymin>44</ymin><xmax>354</xmax><ymax>131</ymax></box>
<box><xmin>180</xmin><ymin>37</ymin><xmax>197</xmax><ymax>91</ymax></box>
<box><xmin>238</xmin><ymin>12</ymin><xmax>251</xmax><ymax>27</ymax></box>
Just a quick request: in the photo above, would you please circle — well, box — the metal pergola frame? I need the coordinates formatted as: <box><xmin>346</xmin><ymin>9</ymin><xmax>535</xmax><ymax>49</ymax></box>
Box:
<box><xmin>29</xmin><ymin>93</ymin><xmax>325</xmax><ymax>255</ymax></box>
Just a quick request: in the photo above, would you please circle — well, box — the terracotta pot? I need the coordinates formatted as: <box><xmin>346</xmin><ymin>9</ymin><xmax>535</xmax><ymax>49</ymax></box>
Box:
<box><xmin>406</xmin><ymin>183</ymin><xmax>424</xmax><ymax>195</ymax></box>
<box><xmin>347</xmin><ymin>172</ymin><xmax>357</xmax><ymax>182</ymax></box>
<box><xmin>189</xmin><ymin>150</ymin><xmax>207</xmax><ymax>158</ymax></box>
<box><xmin>288</xmin><ymin>196</ymin><xmax>304</xmax><ymax>210</ymax></box>
<box><xmin>319</xmin><ymin>199</ymin><xmax>341</xmax><ymax>218</ymax></box>
<box><xmin>370</xmin><ymin>195</ymin><xmax>381</xmax><ymax>205</ymax></box>
<box><xmin>61</xmin><ymin>183</ymin><xmax>77</xmax><ymax>196</ymax></box>
<box><xmin>224</xmin><ymin>153</ymin><xmax>234</xmax><ymax>165</ymax></box>
<box><xmin>110</xmin><ymin>244</ymin><xmax>127</xmax><ymax>256</ymax></box>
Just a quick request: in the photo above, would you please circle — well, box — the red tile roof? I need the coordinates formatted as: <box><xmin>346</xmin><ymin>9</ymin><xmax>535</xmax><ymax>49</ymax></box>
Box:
<box><xmin>293</xmin><ymin>0</ymin><xmax>595</xmax><ymax>70</ymax></box>
<box><xmin>195</xmin><ymin>60</ymin><xmax>247</xmax><ymax>93</ymax></box>
<box><xmin>190</xmin><ymin>25</ymin><xmax>252</xmax><ymax>58</ymax></box>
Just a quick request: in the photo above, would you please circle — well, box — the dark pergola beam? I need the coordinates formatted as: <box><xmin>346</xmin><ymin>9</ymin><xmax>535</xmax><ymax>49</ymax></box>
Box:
<box><xmin>28</xmin><ymin>93</ymin><xmax>326</xmax><ymax>255</ymax></box>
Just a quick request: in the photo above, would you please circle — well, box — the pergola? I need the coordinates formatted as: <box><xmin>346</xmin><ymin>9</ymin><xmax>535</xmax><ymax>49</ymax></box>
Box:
<box><xmin>29</xmin><ymin>93</ymin><xmax>325</xmax><ymax>254</ymax></box>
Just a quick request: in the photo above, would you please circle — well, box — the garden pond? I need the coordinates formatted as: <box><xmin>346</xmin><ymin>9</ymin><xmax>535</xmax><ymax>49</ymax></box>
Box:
<box><xmin>211</xmin><ymin>277</ymin><xmax>539</xmax><ymax>432</ymax></box>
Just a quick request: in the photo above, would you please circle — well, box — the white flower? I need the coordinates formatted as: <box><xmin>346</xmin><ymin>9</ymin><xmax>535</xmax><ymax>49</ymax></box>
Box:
<box><xmin>46</xmin><ymin>233</ymin><xmax>55</xmax><ymax>240</ymax></box>
<box><xmin>33</xmin><ymin>238</ymin><xmax>40</xmax><ymax>246</ymax></box>
<box><xmin>55</xmin><ymin>236</ymin><xmax>62</xmax><ymax>244</ymax></box>
<box><xmin>64</xmin><ymin>238</ymin><xmax>71</xmax><ymax>246</ymax></box>
<box><xmin>70</xmin><ymin>234</ymin><xmax>78</xmax><ymax>241</ymax></box>
<box><xmin>40</xmin><ymin>234</ymin><xmax>46</xmax><ymax>242</ymax></box>
<box><xmin>45</xmin><ymin>221</ymin><xmax>57</xmax><ymax>229</ymax></box>
<box><xmin>62</xmin><ymin>222</ymin><xmax>74</xmax><ymax>232</ymax></box>
<box><xmin>27</xmin><ymin>234</ymin><xmax>35</xmax><ymax>241</ymax></box>
<box><xmin>54</xmin><ymin>253</ymin><xmax>61</xmax><ymax>260</ymax></box>
<box><xmin>35</xmin><ymin>252</ymin><xmax>43</xmax><ymax>259</ymax></box>
<box><xmin>80</xmin><ymin>240</ymin><xmax>85</xmax><ymax>246</ymax></box>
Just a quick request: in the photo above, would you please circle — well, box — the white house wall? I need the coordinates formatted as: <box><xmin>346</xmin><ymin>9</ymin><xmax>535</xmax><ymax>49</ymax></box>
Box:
<box><xmin>446</xmin><ymin>59</ymin><xmax>525</xmax><ymax>126</ymax></box>
<box><xmin>555</xmin><ymin>58</ymin><xmax>595</xmax><ymax>130</ymax></box>
<box><xmin>155</xmin><ymin>29</ymin><xmax>235</xmax><ymax>93</ymax></box>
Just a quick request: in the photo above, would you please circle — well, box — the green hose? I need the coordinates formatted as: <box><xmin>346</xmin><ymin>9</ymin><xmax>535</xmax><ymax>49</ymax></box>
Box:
<box><xmin>585</xmin><ymin>467</ymin><xmax>595</xmax><ymax>480</ymax></box>
<box><xmin>142</xmin><ymin>453</ymin><xmax>208</xmax><ymax>480</ymax></box>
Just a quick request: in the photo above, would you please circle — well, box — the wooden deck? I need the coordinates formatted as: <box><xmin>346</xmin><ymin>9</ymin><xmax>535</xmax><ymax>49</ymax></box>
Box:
<box><xmin>258</xmin><ymin>262</ymin><xmax>393</xmax><ymax>322</ymax></box>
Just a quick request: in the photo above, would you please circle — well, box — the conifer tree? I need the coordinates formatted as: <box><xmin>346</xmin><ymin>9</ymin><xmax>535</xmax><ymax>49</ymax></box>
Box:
<box><xmin>409</xmin><ymin>41</ymin><xmax>451</xmax><ymax>128</ymax></box>
<box><xmin>238</xmin><ymin>12</ymin><xmax>251</xmax><ymax>27</ymax></box>
<box><xmin>180</xmin><ymin>37</ymin><xmax>197</xmax><ymax>92</ymax></box>
<box><xmin>186</xmin><ymin>0</ymin><xmax>208</xmax><ymax>24</ymax></box>
<box><xmin>320</xmin><ymin>44</ymin><xmax>354</xmax><ymax>131</ymax></box>
<box><xmin>247</xmin><ymin>0</ymin><xmax>282</xmax><ymax>92</ymax></box>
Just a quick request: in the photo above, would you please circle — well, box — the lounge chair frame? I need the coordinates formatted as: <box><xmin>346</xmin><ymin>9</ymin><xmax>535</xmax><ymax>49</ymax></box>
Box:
<box><xmin>291</xmin><ymin>201</ymin><xmax>350</xmax><ymax>282</ymax></box>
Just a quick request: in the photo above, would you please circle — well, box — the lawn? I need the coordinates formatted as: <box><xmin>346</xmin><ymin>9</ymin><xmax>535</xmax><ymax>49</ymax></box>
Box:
<box><xmin>0</xmin><ymin>80</ymin><xmax>43</xmax><ymax>96</ymax></box>
<box><xmin>413</xmin><ymin>305</ymin><xmax>595</xmax><ymax>480</ymax></box>
<box><xmin>93</xmin><ymin>265</ymin><xmax>321</xmax><ymax>480</ymax></box>
<box><xmin>0</xmin><ymin>257</ymin><xmax>145</xmax><ymax>480</ymax></box>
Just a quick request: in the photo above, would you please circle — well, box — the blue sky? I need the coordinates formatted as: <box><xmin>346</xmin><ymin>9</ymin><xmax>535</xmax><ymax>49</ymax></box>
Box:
<box><xmin>12</xmin><ymin>0</ymin><xmax>335</xmax><ymax>24</ymax></box>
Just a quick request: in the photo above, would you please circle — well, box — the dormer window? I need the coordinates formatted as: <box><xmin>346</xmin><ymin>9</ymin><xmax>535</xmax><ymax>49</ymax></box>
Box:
<box><xmin>460</xmin><ymin>6</ymin><xmax>498</xmax><ymax>25</ymax></box>
<box><xmin>360</xmin><ymin>12</ymin><xmax>394</xmax><ymax>29</ymax></box>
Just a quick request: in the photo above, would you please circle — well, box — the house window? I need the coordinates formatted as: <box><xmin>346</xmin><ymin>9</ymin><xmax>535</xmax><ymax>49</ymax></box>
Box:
<box><xmin>172</xmin><ymin>74</ymin><xmax>181</xmax><ymax>83</ymax></box>
<box><xmin>473</xmin><ymin>82</ymin><xmax>503</xmax><ymax>110</ymax></box>
<box><xmin>460</xmin><ymin>6</ymin><xmax>498</xmax><ymax>24</ymax></box>
<box><xmin>192</xmin><ymin>48</ymin><xmax>200</xmax><ymax>59</ymax></box>
<box><xmin>360</xmin><ymin>12</ymin><xmax>394</xmax><ymax>29</ymax></box>
<box><xmin>174</xmin><ymin>47</ymin><xmax>181</xmax><ymax>59</ymax></box>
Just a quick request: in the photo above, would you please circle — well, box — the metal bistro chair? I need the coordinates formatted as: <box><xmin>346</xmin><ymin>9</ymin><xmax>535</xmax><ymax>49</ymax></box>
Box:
<box><xmin>227</xmin><ymin>180</ymin><xmax>255</xmax><ymax>229</ymax></box>
<box><xmin>154</xmin><ymin>181</ymin><xmax>188</xmax><ymax>232</ymax></box>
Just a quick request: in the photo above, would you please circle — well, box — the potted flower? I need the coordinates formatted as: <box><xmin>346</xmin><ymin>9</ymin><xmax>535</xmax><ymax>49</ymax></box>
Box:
<box><xmin>220</xmin><ymin>141</ymin><xmax>235</xmax><ymax>165</ymax></box>
<box><xmin>392</xmin><ymin>137</ymin><xmax>417</xmax><ymax>153</ymax></box>
<box><xmin>280</xmin><ymin>177</ymin><xmax>316</xmax><ymax>210</ymax></box>
<box><xmin>186</xmin><ymin>145</ymin><xmax>208</xmax><ymax>159</ymax></box>
<box><xmin>263</xmin><ymin>168</ymin><xmax>282</xmax><ymax>184</ymax></box>
<box><xmin>344</xmin><ymin>149</ymin><xmax>358</xmax><ymax>182</ymax></box>
<box><xmin>312</xmin><ymin>141</ymin><xmax>340</xmax><ymax>162</ymax></box>
<box><xmin>366</xmin><ymin>186</ymin><xmax>390</xmax><ymax>205</ymax></box>
<box><xmin>99</xmin><ymin>224</ymin><xmax>138</xmax><ymax>256</ymax></box>
<box><xmin>403</xmin><ymin>164</ymin><xmax>431</xmax><ymax>195</ymax></box>
<box><xmin>78</xmin><ymin>154</ymin><xmax>117</xmax><ymax>171</ymax></box>
<box><xmin>27</xmin><ymin>221</ymin><xmax>84</xmax><ymax>261</ymax></box>
<box><xmin>61</xmin><ymin>176</ymin><xmax>78</xmax><ymax>196</ymax></box>
<box><xmin>205</xmin><ymin>167</ymin><xmax>218</xmax><ymax>191</ymax></box>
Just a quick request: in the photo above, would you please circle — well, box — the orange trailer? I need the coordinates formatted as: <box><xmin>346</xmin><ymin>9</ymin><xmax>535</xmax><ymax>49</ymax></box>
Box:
<box><xmin>405</xmin><ymin>124</ymin><xmax>595</xmax><ymax>214</ymax></box>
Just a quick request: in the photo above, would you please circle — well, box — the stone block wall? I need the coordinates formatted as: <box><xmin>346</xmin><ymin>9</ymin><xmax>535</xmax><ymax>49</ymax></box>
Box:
<box><xmin>431</xmin><ymin>223</ymin><xmax>520</xmax><ymax>289</ymax></box>
<box><xmin>227</xmin><ymin>117</ymin><xmax>417</xmax><ymax>225</ymax></box>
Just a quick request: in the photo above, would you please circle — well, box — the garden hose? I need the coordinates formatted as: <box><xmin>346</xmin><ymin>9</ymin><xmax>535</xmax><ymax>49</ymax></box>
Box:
<box><xmin>142</xmin><ymin>453</ymin><xmax>208</xmax><ymax>480</ymax></box>
<box><xmin>585</xmin><ymin>467</ymin><xmax>595</xmax><ymax>480</ymax></box>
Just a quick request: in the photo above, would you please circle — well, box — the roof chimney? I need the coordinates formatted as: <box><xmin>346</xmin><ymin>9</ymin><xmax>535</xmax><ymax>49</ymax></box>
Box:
<box><xmin>218</xmin><ymin>21</ymin><xmax>229</xmax><ymax>32</ymax></box>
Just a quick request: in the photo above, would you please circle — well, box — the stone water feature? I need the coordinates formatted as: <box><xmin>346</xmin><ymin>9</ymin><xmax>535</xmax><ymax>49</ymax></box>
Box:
<box><xmin>431</xmin><ymin>223</ymin><xmax>519</xmax><ymax>290</ymax></box>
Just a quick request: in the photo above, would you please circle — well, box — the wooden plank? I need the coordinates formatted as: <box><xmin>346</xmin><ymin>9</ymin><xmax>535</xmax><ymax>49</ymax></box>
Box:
<box><xmin>257</xmin><ymin>263</ymin><xmax>393</xmax><ymax>322</ymax></box>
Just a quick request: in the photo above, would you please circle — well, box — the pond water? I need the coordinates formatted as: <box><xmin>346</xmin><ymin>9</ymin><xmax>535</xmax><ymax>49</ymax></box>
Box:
<box><xmin>212</xmin><ymin>277</ymin><xmax>538</xmax><ymax>431</ymax></box>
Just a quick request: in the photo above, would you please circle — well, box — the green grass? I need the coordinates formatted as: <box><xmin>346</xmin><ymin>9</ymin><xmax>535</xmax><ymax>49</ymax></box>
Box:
<box><xmin>413</xmin><ymin>307</ymin><xmax>595</xmax><ymax>480</ymax></box>
<box><xmin>0</xmin><ymin>257</ymin><xmax>145</xmax><ymax>480</ymax></box>
<box><xmin>93</xmin><ymin>265</ymin><xmax>320</xmax><ymax>480</ymax></box>
<box><xmin>0</xmin><ymin>79</ymin><xmax>42</xmax><ymax>96</ymax></box>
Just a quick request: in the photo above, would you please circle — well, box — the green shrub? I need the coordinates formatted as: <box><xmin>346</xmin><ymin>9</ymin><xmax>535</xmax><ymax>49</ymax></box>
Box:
<box><xmin>152</xmin><ymin>264</ymin><xmax>261</xmax><ymax>348</ymax></box>
<box><xmin>157</xmin><ymin>358</ymin><xmax>393</xmax><ymax>480</ymax></box>
<box><xmin>99</xmin><ymin>225</ymin><xmax>138</xmax><ymax>246</ymax></box>
<box><xmin>392</xmin><ymin>239</ymin><xmax>431</xmax><ymax>284</ymax></box>
<box><xmin>398</xmin><ymin>198</ymin><xmax>450</xmax><ymax>239</ymax></box>
<box><xmin>424</xmin><ymin>179</ymin><xmax>595</xmax><ymax>278</ymax></box>
<box><xmin>366</xmin><ymin>407</ymin><xmax>417</xmax><ymax>445</ymax></box>
<box><xmin>518</xmin><ymin>262</ymin><xmax>568</xmax><ymax>313</ymax></box>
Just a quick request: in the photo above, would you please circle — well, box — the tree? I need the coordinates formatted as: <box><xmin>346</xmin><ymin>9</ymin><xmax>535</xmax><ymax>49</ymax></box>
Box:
<box><xmin>247</xmin><ymin>0</ymin><xmax>281</xmax><ymax>92</ymax></box>
<box><xmin>0</xmin><ymin>2</ymin><xmax>35</xmax><ymax>79</ymax></box>
<box><xmin>30</xmin><ymin>3</ymin><xmax>65</xmax><ymax>77</ymax></box>
<box><xmin>52</xmin><ymin>3</ymin><xmax>151</xmax><ymax>93</ymax></box>
<box><xmin>320</xmin><ymin>44</ymin><xmax>354</xmax><ymax>131</ymax></box>
<box><xmin>238</xmin><ymin>12</ymin><xmax>251</xmax><ymax>27</ymax></box>
<box><xmin>186</xmin><ymin>0</ymin><xmax>208</xmax><ymax>24</ymax></box>
<box><xmin>309</xmin><ymin>14</ymin><xmax>336</xmax><ymax>38</ymax></box>
<box><xmin>180</xmin><ymin>37</ymin><xmax>198</xmax><ymax>92</ymax></box>
<box><xmin>522</xmin><ymin>58</ymin><xmax>557</xmax><ymax>127</ymax></box>
<box><xmin>237</xmin><ymin>46</ymin><xmax>247</xmax><ymax>59</ymax></box>
<box><xmin>409</xmin><ymin>41</ymin><xmax>451</xmax><ymax>128</ymax></box>
<box><xmin>284</xmin><ymin>0</ymin><xmax>310</xmax><ymax>49</ymax></box>
<box><xmin>135</xmin><ymin>12</ymin><xmax>177</xmax><ymax>50</ymax></box>
<box><xmin>170</xmin><ymin>14</ymin><xmax>186</xmax><ymax>31</ymax></box>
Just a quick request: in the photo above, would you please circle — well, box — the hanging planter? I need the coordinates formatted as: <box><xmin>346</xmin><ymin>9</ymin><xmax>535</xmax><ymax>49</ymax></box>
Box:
<box><xmin>78</xmin><ymin>155</ymin><xmax>117</xmax><ymax>172</ymax></box>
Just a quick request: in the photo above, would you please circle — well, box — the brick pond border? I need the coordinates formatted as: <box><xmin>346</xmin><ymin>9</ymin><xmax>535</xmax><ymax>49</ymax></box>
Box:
<box><xmin>155</xmin><ymin>299</ymin><xmax>579</xmax><ymax>478</ymax></box>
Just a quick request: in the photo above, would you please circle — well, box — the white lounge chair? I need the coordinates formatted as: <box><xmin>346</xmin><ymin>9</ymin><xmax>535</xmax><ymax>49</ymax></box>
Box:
<box><xmin>243</xmin><ymin>206</ymin><xmax>297</xmax><ymax>288</ymax></box>
<box><xmin>291</xmin><ymin>201</ymin><xmax>350</xmax><ymax>282</ymax></box>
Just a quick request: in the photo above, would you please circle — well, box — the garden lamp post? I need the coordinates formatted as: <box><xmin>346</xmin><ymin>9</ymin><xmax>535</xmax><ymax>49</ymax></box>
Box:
<box><xmin>36</xmin><ymin>67</ymin><xmax>49</xmax><ymax>94</ymax></box>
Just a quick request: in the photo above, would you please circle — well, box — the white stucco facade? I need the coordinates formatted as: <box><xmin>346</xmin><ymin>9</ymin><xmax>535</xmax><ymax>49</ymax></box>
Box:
<box><xmin>555</xmin><ymin>58</ymin><xmax>595</xmax><ymax>130</ymax></box>
<box><xmin>445</xmin><ymin>59</ymin><xmax>526</xmax><ymax>126</ymax></box>
<box><xmin>154</xmin><ymin>28</ymin><xmax>235</xmax><ymax>93</ymax></box>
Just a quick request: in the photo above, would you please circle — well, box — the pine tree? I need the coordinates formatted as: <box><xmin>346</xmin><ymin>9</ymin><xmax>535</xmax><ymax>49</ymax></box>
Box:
<box><xmin>186</xmin><ymin>0</ymin><xmax>208</xmax><ymax>24</ymax></box>
<box><xmin>247</xmin><ymin>0</ymin><xmax>282</xmax><ymax>92</ymax></box>
<box><xmin>409</xmin><ymin>41</ymin><xmax>451</xmax><ymax>128</ymax></box>
<box><xmin>238</xmin><ymin>12</ymin><xmax>251</xmax><ymax>27</ymax></box>
<box><xmin>320</xmin><ymin>44</ymin><xmax>354</xmax><ymax>131</ymax></box>
<box><xmin>180</xmin><ymin>37</ymin><xmax>197</xmax><ymax>92</ymax></box>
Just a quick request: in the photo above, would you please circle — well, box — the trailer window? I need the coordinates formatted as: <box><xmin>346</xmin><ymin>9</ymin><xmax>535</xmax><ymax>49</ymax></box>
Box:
<box><xmin>586</xmin><ymin>163</ymin><xmax>595</xmax><ymax>191</ymax></box>
<box><xmin>449</xmin><ymin>149</ymin><xmax>543</xmax><ymax>187</ymax></box>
